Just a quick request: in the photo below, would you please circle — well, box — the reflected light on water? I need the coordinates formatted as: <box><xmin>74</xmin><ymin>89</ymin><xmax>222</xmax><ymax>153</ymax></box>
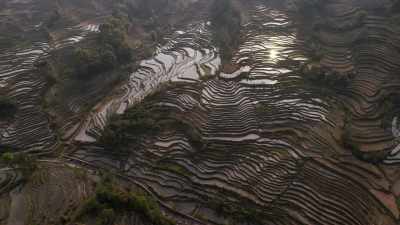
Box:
<box><xmin>269</xmin><ymin>49</ymin><xmax>278</xmax><ymax>60</ymax></box>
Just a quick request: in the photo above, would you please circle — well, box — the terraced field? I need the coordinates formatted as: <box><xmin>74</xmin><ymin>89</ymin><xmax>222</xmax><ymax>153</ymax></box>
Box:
<box><xmin>1</xmin><ymin>0</ymin><xmax>400</xmax><ymax>225</ymax></box>
<box><xmin>0</xmin><ymin>22</ymin><xmax>100</xmax><ymax>153</ymax></box>
<box><xmin>68</xmin><ymin>0</ymin><xmax>400</xmax><ymax>224</ymax></box>
<box><xmin>69</xmin><ymin>22</ymin><xmax>220</xmax><ymax>143</ymax></box>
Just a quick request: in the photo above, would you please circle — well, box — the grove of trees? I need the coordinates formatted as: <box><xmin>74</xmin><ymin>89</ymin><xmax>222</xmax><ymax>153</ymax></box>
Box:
<box><xmin>210</xmin><ymin>0</ymin><xmax>241</xmax><ymax>62</ymax></box>
<box><xmin>72</xmin><ymin>16</ymin><xmax>133</xmax><ymax>79</ymax></box>
<box><xmin>0</xmin><ymin>152</ymin><xmax>38</xmax><ymax>179</ymax></box>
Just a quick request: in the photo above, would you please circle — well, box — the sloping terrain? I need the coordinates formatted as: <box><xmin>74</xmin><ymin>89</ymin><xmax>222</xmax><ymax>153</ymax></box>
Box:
<box><xmin>69</xmin><ymin>1</ymin><xmax>400</xmax><ymax>224</ymax></box>
<box><xmin>1</xmin><ymin>0</ymin><xmax>400</xmax><ymax>225</ymax></box>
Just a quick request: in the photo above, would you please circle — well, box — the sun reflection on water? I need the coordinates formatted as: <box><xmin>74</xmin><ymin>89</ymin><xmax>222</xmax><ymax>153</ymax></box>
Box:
<box><xmin>269</xmin><ymin>49</ymin><xmax>278</xmax><ymax>60</ymax></box>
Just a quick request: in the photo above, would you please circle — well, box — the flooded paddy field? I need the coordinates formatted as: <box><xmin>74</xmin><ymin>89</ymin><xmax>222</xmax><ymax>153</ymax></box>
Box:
<box><xmin>1</xmin><ymin>0</ymin><xmax>400</xmax><ymax>225</ymax></box>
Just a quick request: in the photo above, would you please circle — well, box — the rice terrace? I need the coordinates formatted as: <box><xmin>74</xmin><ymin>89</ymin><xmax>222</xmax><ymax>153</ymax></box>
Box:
<box><xmin>0</xmin><ymin>0</ymin><xmax>400</xmax><ymax>225</ymax></box>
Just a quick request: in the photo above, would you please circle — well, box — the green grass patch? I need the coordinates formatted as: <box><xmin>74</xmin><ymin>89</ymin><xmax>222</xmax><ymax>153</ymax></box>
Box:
<box><xmin>156</xmin><ymin>162</ymin><xmax>190</xmax><ymax>177</ymax></box>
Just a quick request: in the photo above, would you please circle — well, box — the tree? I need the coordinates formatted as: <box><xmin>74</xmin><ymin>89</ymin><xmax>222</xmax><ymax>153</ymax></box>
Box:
<box><xmin>73</xmin><ymin>48</ymin><xmax>92</xmax><ymax>77</ymax></box>
<box><xmin>98</xmin><ymin>17</ymin><xmax>133</xmax><ymax>63</ymax></box>
<box><xmin>100</xmin><ymin>48</ymin><xmax>118</xmax><ymax>70</ymax></box>
<box><xmin>210</xmin><ymin>0</ymin><xmax>241</xmax><ymax>62</ymax></box>
<box><xmin>68</xmin><ymin>15</ymin><xmax>133</xmax><ymax>80</ymax></box>
<box><xmin>72</xmin><ymin>45</ymin><xmax>119</xmax><ymax>79</ymax></box>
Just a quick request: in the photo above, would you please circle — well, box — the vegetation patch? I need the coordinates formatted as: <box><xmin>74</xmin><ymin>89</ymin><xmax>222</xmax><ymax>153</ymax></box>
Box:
<box><xmin>41</xmin><ymin>14</ymin><xmax>134</xmax><ymax>83</ymax></box>
<box><xmin>210</xmin><ymin>0</ymin><xmax>241</xmax><ymax>63</ymax></box>
<box><xmin>0</xmin><ymin>152</ymin><xmax>38</xmax><ymax>179</ymax></box>
<box><xmin>74</xmin><ymin>174</ymin><xmax>175</xmax><ymax>225</ymax></box>
<box><xmin>208</xmin><ymin>197</ymin><xmax>267</xmax><ymax>225</ymax></box>
<box><xmin>71</xmin><ymin>16</ymin><xmax>133</xmax><ymax>80</ymax></box>
<box><xmin>40</xmin><ymin>14</ymin><xmax>140</xmax><ymax>128</ymax></box>
<box><xmin>0</xmin><ymin>36</ymin><xmax>21</xmax><ymax>49</ymax></box>
<box><xmin>100</xmin><ymin>93</ymin><xmax>205</xmax><ymax>151</ymax></box>
<box><xmin>0</xmin><ymin>97</ymin><xmax>17</xmax><ymax>120</ymax></box>
<box><xmin>101</xmin><ymin>104</ymin><xmax>204</xmax><ymax>151</ymax></box>
<box><xmin>302</xmin><ymin>62</ymin><xmax>354</xmax><ymax>88</ymax></box>
<box><xmin>255</xmin><ymin>103</ymin><xmax>269</xmax><ymax>115</ymax></box>
<box><xmin>155</xmin><ymin>162</ymin><xmax>190</xmax><ymax>177</ymax></box>
<box><xmin>197</xmin><ymin>64</ymin><xmax>215</xmax><ymax>81</ymax></box>
<box><xmin>392</xmin><ymin>0</ymin><xmax>400</xmax><ymax>13</ymax></box>
<box><xmin>100</xmin><ymin>105</ymin><xmax>163</xmax><ymax>150</ymax></box>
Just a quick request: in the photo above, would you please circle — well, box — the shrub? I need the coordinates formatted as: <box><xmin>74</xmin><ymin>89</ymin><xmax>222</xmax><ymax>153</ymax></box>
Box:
<box><xmin>0</xmin><ymin>152</ymin><xmax>38</xmax><ymax>178</ymax></box>
<box><xmin>100</xmin><ymin>101</ymin><xmax>206</xmax><ymax>152</ymax></box>
<box><xmin>208</xmin><ymin>198</ymin><xmax>266</xmax><ymax>225</ymax></box>
<box><xmin>71</xmin><ymin>16</ymin><xmax>133</xmax><ymax>80</ymax></box>
<box><xmin>1</xmin><ymin>152</ymin><xmax>15</xmax><ymax>164</ymax></box>
<box><xmin>97</xmin><ymin>208</ymin><xmax>116</xmax><ymax>225</ymax></box>
<box><xmin>100</xmin><ymin>106</ymin><xmax>161</xmax><ymax>150</ymax></box>
<box><xmin>98</xmin><ymin>16</ymin><xmax>132</xmax><ymax>63</ymax></box>
<box><xmin>77</xmin><ymin>174</ymin><xmax>175</xmax><ymax>225</ymax></box>
<box><xmin>100</xmin><ymin>48</ymin><xmax>118</xmax><ymax>69</ymax></box>
<box><xmin>255</xmin><ymin>103</ymin><xmax>269</xmax><ymax>115</ymax></box>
